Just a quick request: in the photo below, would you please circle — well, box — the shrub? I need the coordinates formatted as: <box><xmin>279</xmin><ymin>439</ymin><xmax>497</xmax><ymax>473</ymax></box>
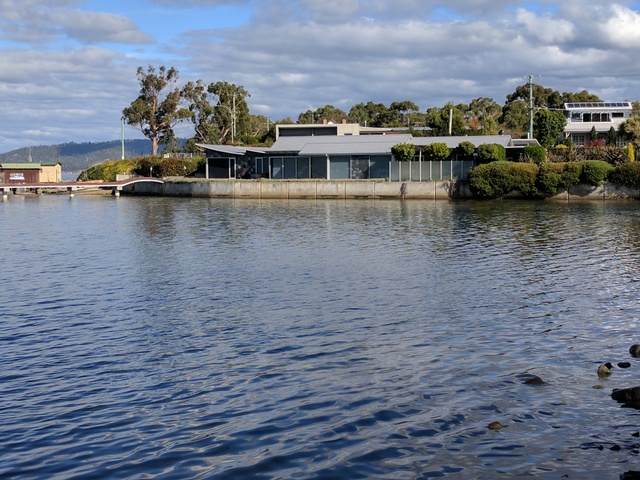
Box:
<box><xmin>391</xmin><ymin>143</ymin><xmax>416</xmax><ymax>162</ymax></box>
<box><xmin>468</xmin><ymin>161</ymin><xmax>540</xmax><ymax>199</ymax></box>
<box><xmin>628</xmin><ymin>143</ymin><xmax>635</xmax><ymax>163</ymax></box>
<box><xmin>580</xmin><ymin>160</ymin><xmax>613</xmax><ymax>186</ymax></box>
<box><xmin>509</xmin><ymin>162</ymin><xmax>540</xmax><ymax>197</ymax></box>
<box><xmin>536</xmin><ymin>163</ymin><xmax>564</xmax><ymax>194</ymax></box>
<box><xmin>476</xmin><ymin>143</ymin><xmax>506</xmax><ymax>164</ymax></box>
<box><xmin>523</xmin><ymin>145</ymin><xmax>546</xmax><ymax>164</ymax></box>
<box><xmin>561</xmin><ymin>162</ymin><xmax>582</xmax><ymax>188</ymax></box>
<box><xmin>457</xmin><ymin>141</ymin><xmax>475</xmax><ymax>158</ymax></box>
<box><xmin>609</xmin><ymin>162</ymin><xmax>640</xmax><ymax>190</ymax></box>
<box><xmin>424</xmin><ymin>142</ymin><xmax>451</xmax><ymax>161</ymax></box>
<box><xmin>77</xmin><ymin>159</ymin><xmax>134</xmax><ymax>182</ymax></box>
<box><xmin>134</xmin><ymin>157</ymin><xmax>161</xmax><ymax>177</ymax></box>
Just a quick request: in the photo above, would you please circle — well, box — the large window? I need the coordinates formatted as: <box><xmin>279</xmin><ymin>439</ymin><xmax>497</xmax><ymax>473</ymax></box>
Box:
<box><xmin>350</xmin><ymin>155</ymin><xmax>370</xmax><ymax>179</ymax></box>
<box><xmin>330</xmin><ymin>156</ymin><xmax>349</xmax><ymax>179</ymax></box>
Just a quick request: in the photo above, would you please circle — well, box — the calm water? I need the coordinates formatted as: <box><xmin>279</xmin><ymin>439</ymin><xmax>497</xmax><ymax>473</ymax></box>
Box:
<box><xmin>2</xmin><ymin>194</ymin><xmax>640</xmax><ymax>479</ymax></box>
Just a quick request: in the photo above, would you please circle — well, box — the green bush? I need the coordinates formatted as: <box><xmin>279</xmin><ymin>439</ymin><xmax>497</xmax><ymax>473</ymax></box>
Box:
<box><xmin>561</xmin><ymin>162</ymin><xmax>582</xmax><ymax>188</ymax></box>
<box><xmin>468</xmin><ymin>161</ymin><xmax>539</xmax><ymax>199</ymax></box>
<box><xmin>580</xmin><ymin>160</ymin><xmax>613</xmax><ymax>186</ymax></box>
<box><xmin>391</xmin><ymin>143</ymin><xmax>416</xmax><ymax>162</ymax></box>
<box><xmin>77</xmin><ymin>159</ymin><xmax>134</xmax><ymax>182</ymax></box>
<box><xmin>523</xmin><ymin>145</ymin><xmax>546</xmax><ymax>164</ymax></box>
<box><xmin>457</xmin><ymin>141</ymin><xmax>475</xmax><ymax>158</ymax></box>
<box><xmin>536</xmin><ymin>163</ymin><xmax>564</xmax><ymax>194</ymax></box>
<box><xmin>476</xmin><ymin>143</ymin><xmax>506</xmax><ymax>164</ymax></box>
<box><xmin>424</xmin><ymin>142</ymin><xmax>451</xmax><ymax>161</ymax></box>
<box><xmin>609</xmin><ymin>162</ymin><xmax>640</xmax><ymax>190</ymax></box>
<box><xmin>510</xmin><ymin>163</ymin><xmax>540</xmax><ymax>197</ymax></box>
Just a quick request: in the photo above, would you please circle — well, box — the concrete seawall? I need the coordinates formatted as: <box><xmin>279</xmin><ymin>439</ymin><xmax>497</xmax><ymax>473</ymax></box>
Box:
<box><xmin>122</xmin><ymin>178</ymin><xmax>640</xmax><ymax>201</ymax></box>
<box><xmin>124</xmin><ymin>179</ymin><xmax>473</xmax><ymax>200</ymax></box>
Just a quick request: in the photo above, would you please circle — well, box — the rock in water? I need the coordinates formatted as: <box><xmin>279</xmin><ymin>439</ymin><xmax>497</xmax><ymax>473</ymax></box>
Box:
<box><xmin>630</xmin><ymin>345</ymin><xmax>640</xmax><ymax>358</ymax></box>
<box><xmin>619</xmin><ymin>362</ymin><xmax>632</xmax><ymax>368</ymax></box>
<box><xmin>523</xmin><ymin>375</ymin><xmax>546</xmax><ymax>385</ymax></box>
<box><xmin>612</xmin><ymin>386</ymin><xmax>640</xmax><ymax>407</ymax></box>
<box><xmin>487</xmin><ymin>421</ymin><xmax>503</xmax><ymax>430</ymax></box>
<box><xmin>597</xmin><ymin>364</ymin><xmax>612</xmax><ymax>377</ymax></box>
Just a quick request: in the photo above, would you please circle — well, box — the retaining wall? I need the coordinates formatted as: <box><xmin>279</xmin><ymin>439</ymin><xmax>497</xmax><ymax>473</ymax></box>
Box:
<box><xmin>123</xmin><ymin>178</ymin><xmax>640</xmax><ymax>201</ymax></box>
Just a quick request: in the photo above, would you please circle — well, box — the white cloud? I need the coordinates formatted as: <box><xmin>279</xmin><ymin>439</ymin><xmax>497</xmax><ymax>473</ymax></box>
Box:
<box><xmin>2</xmin><ymin>0</ymin><xmax>640</xmax><ymax>154</ymax></box>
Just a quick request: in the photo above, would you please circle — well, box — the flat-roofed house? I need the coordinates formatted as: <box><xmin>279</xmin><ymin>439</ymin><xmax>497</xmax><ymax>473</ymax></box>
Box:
<box><xmin>563</xmin><ymin>102</ymin><xmax>632</xmax><ymax>146</ymax></box>
<box><xmin>198</xmin><ymin>123</ymin><xmax>532</xmax><ymax>182</ymax></box>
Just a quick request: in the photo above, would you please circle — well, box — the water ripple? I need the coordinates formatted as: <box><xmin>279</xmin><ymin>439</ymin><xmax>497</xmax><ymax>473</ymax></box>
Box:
<box><xmin>2</xmin><ymin>197</ymin><xmax>640</xmax><ymax>478</ymax></box>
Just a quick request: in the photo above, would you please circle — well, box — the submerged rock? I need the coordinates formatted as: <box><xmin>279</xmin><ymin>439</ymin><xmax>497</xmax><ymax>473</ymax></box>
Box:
<box><xmin>618</xmin><ymin>362</ymin><xmax>632</xmax><ymax>369</ymax></box>
<box><xmin>629</xmin><ymin>345</ymin><xmax>640</xmax><ymax>358</ymax></box>
<box><xmin>598</xmin><ymin>364</ymin><xmax>612</xmax><ymax>377</ymax></box>
<box><xmin>523</xmin><ymin>375</ymin><xmax>546</xmax><ymax>385</ymax></box>
<box><xmin>612</xmin><ymin>386</ymin><xmax>640</xmax><ymax>407</ymax></box>
<box><xmin>487</xmin><ymin>421</ymin><xmax>503</xmax><ymax>430</ymax></box>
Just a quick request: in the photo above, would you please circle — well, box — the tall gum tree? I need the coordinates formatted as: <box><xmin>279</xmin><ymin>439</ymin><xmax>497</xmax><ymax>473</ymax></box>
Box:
<box><xmin>122</xmin><ymin>65</ymin><xmax>190</xmax><ymax>156</ymax></box>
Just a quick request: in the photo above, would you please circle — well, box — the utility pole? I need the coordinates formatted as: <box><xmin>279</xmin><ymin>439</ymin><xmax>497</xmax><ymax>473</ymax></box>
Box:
<box><xmin>524</xmin><ymin>74</ymin><xmax>541</xmax><ymax>140</ymax></box>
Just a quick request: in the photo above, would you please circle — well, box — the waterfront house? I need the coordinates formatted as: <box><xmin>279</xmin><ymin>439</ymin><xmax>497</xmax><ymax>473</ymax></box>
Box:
<box><xmin>563</xmin><ymin>102</ymin><xmax>632</xmax><ymax>146</ymax></box>
<box><xmin>198</xmin><ymin>124</ymin><xmax>531</xmax><ymax>182</ymax></box>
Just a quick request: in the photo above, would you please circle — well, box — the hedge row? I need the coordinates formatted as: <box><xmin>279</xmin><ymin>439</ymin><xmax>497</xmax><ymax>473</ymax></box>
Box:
<box><xmin>78</xmin><ymin>156</ymin><xmax>205</xmax><ymax>182</ymax></box>
<box><xmin>468</xmin><ymin>160</ymin><xmax>620</xmax><ymax>199</ymax></box>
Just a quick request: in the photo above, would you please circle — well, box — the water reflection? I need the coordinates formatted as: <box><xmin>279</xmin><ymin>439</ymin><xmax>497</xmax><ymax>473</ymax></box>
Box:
<box><xmin>3</xmin><ymin>196</ymin><xmax>640</xmax><ymax>479</ymax></box>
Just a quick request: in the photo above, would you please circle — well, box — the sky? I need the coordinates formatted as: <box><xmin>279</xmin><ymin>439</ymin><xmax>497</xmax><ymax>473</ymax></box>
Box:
<box><xmin>2</xmin><ymin>0</ymin><xmax>640</xmax><ymax>154</ymax></box>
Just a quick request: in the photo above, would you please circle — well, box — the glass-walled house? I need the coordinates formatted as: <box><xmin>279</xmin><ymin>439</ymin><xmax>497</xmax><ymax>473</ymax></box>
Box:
<box><xmin>198</xmin><ymin>124</ymin><xmax>520</xmax><ymax>182</ymax></box>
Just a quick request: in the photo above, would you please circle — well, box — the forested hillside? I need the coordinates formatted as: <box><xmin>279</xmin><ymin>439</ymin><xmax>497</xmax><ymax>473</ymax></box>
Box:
<box><xmin>0</xmin><ymin>140</ymin><xmax>154</xmax><ymax>172</ymax></box>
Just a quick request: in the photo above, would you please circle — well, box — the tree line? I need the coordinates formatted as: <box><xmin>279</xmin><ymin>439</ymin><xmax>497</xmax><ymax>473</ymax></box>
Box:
<box><xmin>122</xmin><ymin>65</ymin><xmax>640</xmax><ymax>156</ymax></box>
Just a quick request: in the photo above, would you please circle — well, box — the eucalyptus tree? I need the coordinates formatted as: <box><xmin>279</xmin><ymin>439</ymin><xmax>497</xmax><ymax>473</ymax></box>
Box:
<box><xmin>122</xmin><ymin>65</ymin><xmax>190</xmax><ymax>156</ymax></box>
<box><xmin>466</xmin><ymin>97</ymin><xmax>501</xmax><ymax>135</ymax></box>
<box><xmin>297</xmin><ymin>105</ymin><xmax>348</xmax><ymax>124</ymax></box>
<box><xmin>181</xmin><ymin>80</ymin><xmax>251</xmax><ymax>146</ymax></box>
<box><xmin>389</xmin><ymin>100</ymin><xmax>420</xmax><ymax>127</ymax></box>
<box><xmin>425</xmin><ymin>102</ymin><xmax>466</xmax><ymax>136</ymax></box>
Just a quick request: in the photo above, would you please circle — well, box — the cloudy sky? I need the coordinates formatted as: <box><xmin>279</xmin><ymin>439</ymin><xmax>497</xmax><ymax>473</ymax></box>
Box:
<box><xmin>2</xmin><ymin>0</ymin><xmax>640</xmax><ymax>154</ymax></box>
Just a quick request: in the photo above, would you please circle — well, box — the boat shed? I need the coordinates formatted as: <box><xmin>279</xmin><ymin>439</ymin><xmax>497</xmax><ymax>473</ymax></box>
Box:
<box><xmin>0</xmin><ymin>162</ymin><xmax>62</xmax><ymax>184</ymax></box>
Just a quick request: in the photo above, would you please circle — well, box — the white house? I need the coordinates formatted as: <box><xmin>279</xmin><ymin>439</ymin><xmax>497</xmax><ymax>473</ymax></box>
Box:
<box><xmin>563</xmin><ymin>102</ymin><xmax>632</xmax><ymax>146</ymax></box>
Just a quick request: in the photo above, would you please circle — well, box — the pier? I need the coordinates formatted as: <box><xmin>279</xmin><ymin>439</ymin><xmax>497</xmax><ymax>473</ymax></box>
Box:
<box><xmin>0</xmin><ymin>177</ymin><xmax>164</xmax><ymax>199</ymax></box>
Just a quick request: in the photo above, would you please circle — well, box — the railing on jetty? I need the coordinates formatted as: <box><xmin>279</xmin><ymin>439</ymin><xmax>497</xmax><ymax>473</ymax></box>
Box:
<box><xmin>0</xmin><ymin>177</ymin><xmax>164</xmax><ymax>199</ymax></box>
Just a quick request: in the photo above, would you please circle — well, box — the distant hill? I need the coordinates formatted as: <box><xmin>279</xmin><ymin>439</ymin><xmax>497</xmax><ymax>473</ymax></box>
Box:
<box><xmin>0</xmin><ymin>140</ymin><xmax>159</xmax><ymax>172</ymax></box>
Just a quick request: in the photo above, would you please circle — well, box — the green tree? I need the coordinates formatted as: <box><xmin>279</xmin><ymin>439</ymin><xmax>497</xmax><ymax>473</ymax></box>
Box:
<box><xmin>425</xmin><ymin>102</ymin><xmax>466</xmax><ymax>136</ymax></box>
<box><xmin>181</xmin><ymin>79</ymin><xmax>219</xmax><ymax>145</ymax></box>
<box><xmin>619</xmin><ymin>117</ymin><xmax>640</xmax><ymax>147</ymax></box>
<box><xmin>466</xmin><ymin>97</ymin><xmax>501</xmax><ymax>135</ymax></box>
<box><xmin>348</xmin><ymin>102</ymin><xmax>394</xmax><ymax>127</ymax></box>
<box><xmin>209</xmin><ymin>81</ymin><xmax>251</xmax><ymax>144</ymax></box>
<box><xmin>298</xmin><ymin>105</ymin><xmax>348</xmax><ymax>124</ymax></box>
<box><xmin>533</xmin><ymin>109</ymin><xmax>566</xmax><ymax>147</ymax></box>
<box><xmin>122</xmin><ymin>65</ymin><xmax>190</xmax><ymax>156</ymax></box>
<box><xmin>607</xmin><ymin>126</ymin><xmax>618</xmax><ymax>146</ymax></box>
<box><xmin>499</xmin><ymin>100</ymin><xmax>529</xmax><ymax>138</ymax></box>
<box><xmin>389</xmin><ymin>100</ymin><xmax>420</xmax><ymax>127</ymax></box>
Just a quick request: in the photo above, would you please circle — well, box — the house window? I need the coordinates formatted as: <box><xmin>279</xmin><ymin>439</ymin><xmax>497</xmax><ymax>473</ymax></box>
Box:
<box><xmin>573</xmin><ymin>134</ymin><xmax>586</xmax><ymax>146</ymax></box>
